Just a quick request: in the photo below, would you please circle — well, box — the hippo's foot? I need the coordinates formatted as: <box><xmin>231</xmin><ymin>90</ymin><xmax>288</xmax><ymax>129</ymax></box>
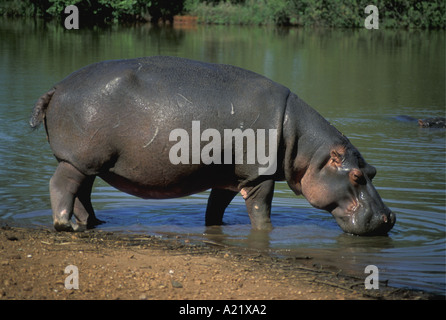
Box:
<box><xmin>50</xmin><ymin>161</ymin><xmax>97</xmax><ymax>232</ymax></box>
<box><xmin>86</xmin><ymin>215</ymin><xmax>105</xmax><ymax>229</ymax></box>
<box><xmin>53</xmin><ymin>213</ymin><xmax>86</xmax><ymax>232</ymax></box>
<box><xmin>54</xmin><ymin>220</ymin><xmax>75</xmax><ymax>232</ymax></box>
<box><xmin>54</xmin><ymin>220</ymin><xmax>102</xmax><ymax>232</ymax></box>
<box><xmin>54</xmin><ymin>214</ymin><xmax>104</xmax><ymax>232</ymax></box>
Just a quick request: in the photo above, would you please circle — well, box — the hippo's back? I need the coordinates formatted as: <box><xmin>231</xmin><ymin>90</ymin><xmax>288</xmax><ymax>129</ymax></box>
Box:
<box><xmin>44</xmin><ymin>56</ymin><xmax>290</xmax><ymax>186</ymax></box>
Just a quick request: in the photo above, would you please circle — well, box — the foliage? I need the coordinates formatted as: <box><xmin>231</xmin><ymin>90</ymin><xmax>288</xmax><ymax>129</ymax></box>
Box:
<box><xmin>184</xmin><ymin>0</ymin><xmax>445</xmax><ymax>28</ymax></box>
<box><xmin>0</xmin><ymin>0</ymin><xmax>36</xmax><ymax>16</ymax></box>
<box><xmin>0</xmin><ymin>0</ymin><xmax>444</xmax><ymax>28</ymax></box>
<box><xmin>0</xmin><ymin>0</ymin><xmax>184</xmax><ymax>24</ymax></box>
<box><xmin>184</xmin><ymin>0</ymin><xmax>290</xmax><ymax>25</ymax></box>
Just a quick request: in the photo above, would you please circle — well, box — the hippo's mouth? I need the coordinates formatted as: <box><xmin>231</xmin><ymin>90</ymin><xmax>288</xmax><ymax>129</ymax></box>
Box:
<box><xmin>331</xmin><ymin>203</ymin><xmax>396</xmax><ymax>236</ymax></box>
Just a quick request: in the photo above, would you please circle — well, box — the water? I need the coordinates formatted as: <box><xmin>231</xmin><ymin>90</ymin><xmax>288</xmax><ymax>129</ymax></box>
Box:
<box><xmin>0</xmin><ymin>19</ymin><xmax>444</xmax><ymax>295</ymax></box>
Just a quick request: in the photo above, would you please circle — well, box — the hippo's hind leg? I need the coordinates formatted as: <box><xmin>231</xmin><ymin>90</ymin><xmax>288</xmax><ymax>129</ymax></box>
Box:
<box><xmin>205</xmin><ymin>189</ymin><xmax>238</xmax><ymax>226</ymax></box>
<box><xmin>73</xmin><ymin>175</ymin><xmax>104</xmax><ymax>230</ymax></box>
<box><xmin>49</xmin><ymin>161</ymin><xmax>95</xmax><ymax>232</ymax></box>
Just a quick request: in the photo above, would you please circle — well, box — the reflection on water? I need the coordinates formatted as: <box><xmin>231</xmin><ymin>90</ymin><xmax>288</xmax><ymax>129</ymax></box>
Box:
<box><xmin>0</xmin><ymin>19</ymin><xmax>444</xmax><ymax>295</ymax></box>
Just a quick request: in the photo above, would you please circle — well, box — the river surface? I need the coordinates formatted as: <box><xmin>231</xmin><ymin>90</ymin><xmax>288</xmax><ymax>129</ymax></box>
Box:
<box><xmin>0</xmin><ymin>19</ymin><xmax>445</xmax><ymax>295</ymax></box>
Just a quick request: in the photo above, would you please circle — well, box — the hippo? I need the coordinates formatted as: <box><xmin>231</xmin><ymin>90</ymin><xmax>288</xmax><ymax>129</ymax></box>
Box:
<box><xmin>394</xmin><ymin>115</ymin><xmax>446</xmax><ymax>128</ymax></box>
<box><xmin>30</xmin><ymin>56</ymin><xmax>395</xmax><ymax>236</ymax></box>
<box><xmin>418</xmin><ymin>117</ymin><xmax>446</xmax><ymax>128</ymax></box>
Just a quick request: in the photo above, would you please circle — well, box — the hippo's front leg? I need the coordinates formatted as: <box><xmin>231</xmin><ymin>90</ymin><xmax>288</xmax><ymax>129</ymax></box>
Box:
<box><xmin>241</xmin><ymin>180</ymin><xmax>275</xmax><ymax>230</ymax></box>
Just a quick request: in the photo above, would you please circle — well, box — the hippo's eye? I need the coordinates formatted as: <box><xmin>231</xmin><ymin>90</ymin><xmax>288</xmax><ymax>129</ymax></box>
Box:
<box><xmin>328</xmin><ymin>150</ymin><xmax>344</xmax><ymax>168</ymax></box>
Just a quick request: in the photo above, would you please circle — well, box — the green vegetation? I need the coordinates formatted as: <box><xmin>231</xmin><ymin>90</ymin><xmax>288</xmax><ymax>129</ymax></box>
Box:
<box><xmin>0</xmin><ymin>0</ymin><xmax>444</xmax><ymax>28</ymax></box>
<box><xmin>0</xmin><ymin>0</ymin><xmax>184</xmax><ymax>24</ymax></box>
<box><xmin>185</xmin><ymin>0</ymin><xmax>445</xmax><ymax>28</ymax></box>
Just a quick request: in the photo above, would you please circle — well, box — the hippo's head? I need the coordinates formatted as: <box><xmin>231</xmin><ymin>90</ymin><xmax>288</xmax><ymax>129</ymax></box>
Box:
<box><xmin>291</xmin><ymin>144</ymin><xmax>396</xmax><ymax>236</ymax></box>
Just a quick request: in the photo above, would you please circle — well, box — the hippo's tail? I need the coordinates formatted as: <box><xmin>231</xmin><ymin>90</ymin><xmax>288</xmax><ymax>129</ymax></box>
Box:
<box><xmin>29</xmin><ymin>88</ymin><xmax>56</xmax><ymax>129</ymax></box>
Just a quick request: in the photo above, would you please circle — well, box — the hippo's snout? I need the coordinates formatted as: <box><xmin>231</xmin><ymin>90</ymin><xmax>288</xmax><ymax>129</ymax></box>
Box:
<box><xmin>381</xmin><ymin>210</ymin><xmax>396</xmax><ymax>233</ymax></box>
<box><xmin>363</xmin><ymin>208</ymin><xmax>396</xmax><ymax>236</ymax></box>
<box><xmin>333</xmin><ymin>204</ymin><xmax>396</xmax><ymax>236</ymax></box>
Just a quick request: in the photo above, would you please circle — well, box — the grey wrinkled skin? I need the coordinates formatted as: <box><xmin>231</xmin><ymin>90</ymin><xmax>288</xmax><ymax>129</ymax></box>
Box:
<box><xmin>30</xmin><ymin>56</ymin><xmax>395</xmax><ymax>235</ymax></box>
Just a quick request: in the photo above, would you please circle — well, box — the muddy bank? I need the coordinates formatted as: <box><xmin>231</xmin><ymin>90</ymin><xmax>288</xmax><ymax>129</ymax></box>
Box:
<box><xmin>0</xmin><ymin>224</ymin><xmax>439</xmax><ymax>300</ymax></box>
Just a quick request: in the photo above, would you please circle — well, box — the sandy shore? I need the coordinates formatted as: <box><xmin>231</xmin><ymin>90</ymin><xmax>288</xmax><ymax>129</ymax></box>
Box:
<box><xmin>0</xmin><ymin>224</ymin><xmax>438</xmax><ymax>301</ymax></box>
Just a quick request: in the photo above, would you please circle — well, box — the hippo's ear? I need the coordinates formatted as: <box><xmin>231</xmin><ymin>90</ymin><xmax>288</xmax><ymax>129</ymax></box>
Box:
<box><xmin>363</xmin><ymin>164</ymin><xmax>377</xmax><ymax>180</ymax></box>
<box><xmin>329</xmin><ymin>150</ymin><xmax>343</xmax><ymax>167</ymax></box>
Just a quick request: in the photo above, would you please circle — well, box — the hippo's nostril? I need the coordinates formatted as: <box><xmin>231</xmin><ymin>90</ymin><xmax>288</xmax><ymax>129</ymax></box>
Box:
<box><xmin>382</xmin><ymin>214</ymin><xmax>388</xmax><ymax>223</ymax></box>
